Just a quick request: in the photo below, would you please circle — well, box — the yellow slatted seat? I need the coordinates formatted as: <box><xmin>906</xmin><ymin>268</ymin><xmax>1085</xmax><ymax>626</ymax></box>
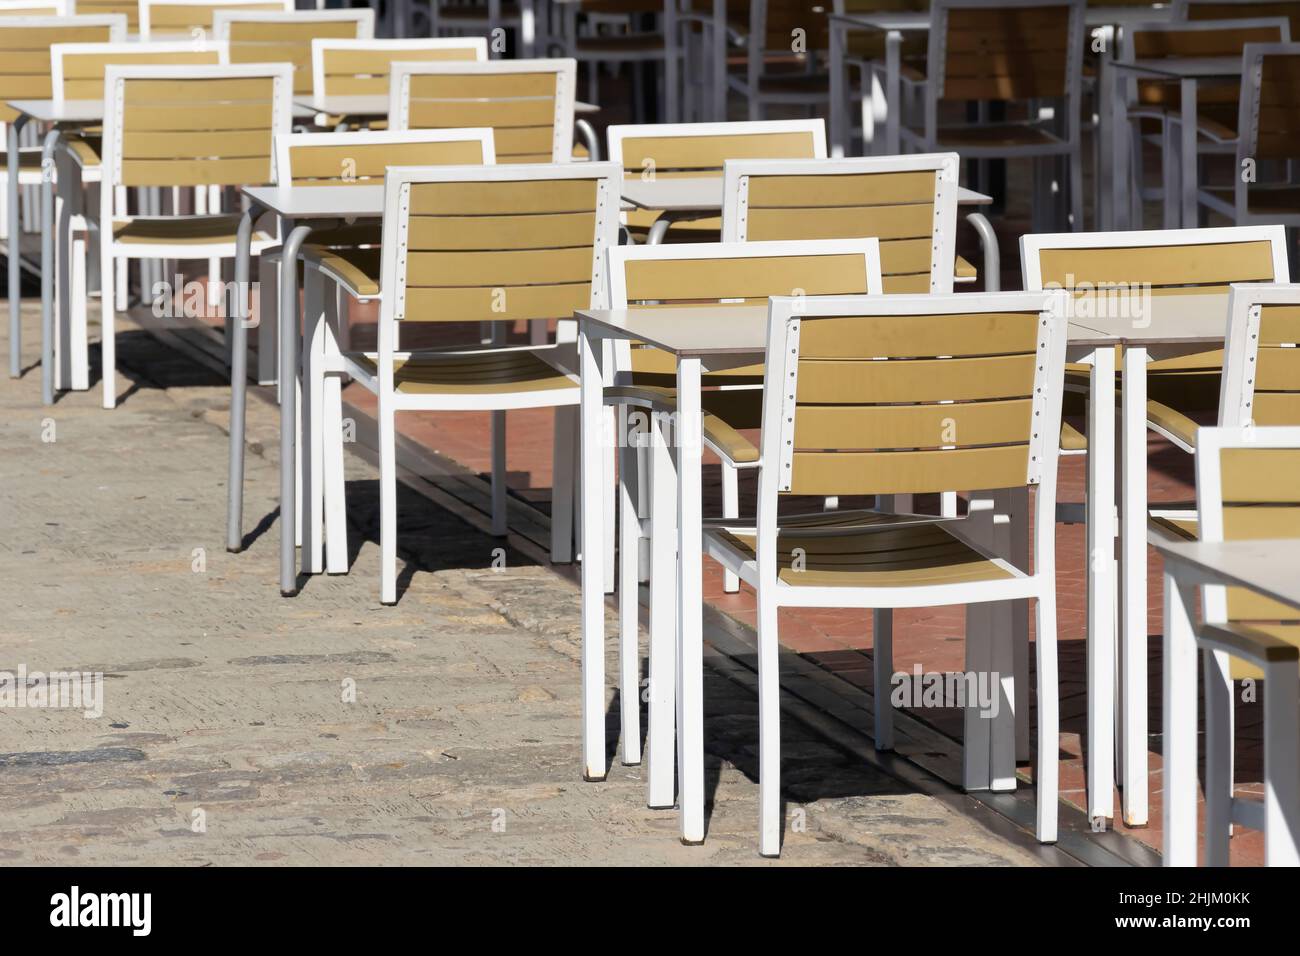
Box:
<box><xmin>112</xmin><ymin>214</ymin><xmax>273</xmax><ymax>245</ymax></box>
<box><xmin>352</xmin><ymin>351</ymin><xmax>576</xmax><ymax>396</ymax></box>
<box><xmin>605</xmin><ymin>383</ymin><xmax>760</xmax><ymax>463</ymax></box>
<box><xmin>714</xmin><ymin>523</ymin><xmax>1017</xmax><ymax>588</ymax></box>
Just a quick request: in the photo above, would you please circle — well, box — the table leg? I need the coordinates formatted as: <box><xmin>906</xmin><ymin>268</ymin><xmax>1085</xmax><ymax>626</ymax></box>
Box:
<box><xmin>1086</xmin><ymin>344</ymin><xmax>1116</xmax><ymax>823</ymax></box>
<box><xmin>39</xmin><ymin>128</ymin><xmax>60</xmax><ymax>406</ymax></box>
<box><xmin>829</xmin><ymin>22</ymin><xmax>846</xmax><ymax>158</ymax></box>
<box><xmin>279</xmin><ymin>222</ymin><xmax>313</xmax><ymax>596</ymax></box>
<box><xmin>646</xmin><ymin>405</ymin><xmax>678</xmax><ymax>808</ymax></box>
<box><xmin>520</xmin><ymin>0</ymin><xmax>536</xmax><ymax>57</ymax></box>
<box><xmin>8</xmin><ymin>116</ymin><xmax>28</xmax><ymax>379</ymax></box>
<box><xmin>676</xmin><ymin>354</ymin><xmax>705</xmax><ymax>844</ymax></box>
<box><xmin>1094</xmin><ymin>28</ymin><xmax>1113</xmax><ymax>231</ymax></box>
<box><xmin>1120</xmin><ymin>345</ymin><xmax>1149</xmax><ymax>826</ymax></box>
<box><xmin>885</xmin><ymin>31</ymin><xmax>901</xmax><ymax>155</ymax></box>
<box><xmin>1263</xmin><ymin>654</ymin><xmax>1300</xmax><ymax>866</ymax></box>
<box><xmin>1180</xmin><ymin>78</ymin><xmax>1199</xmax><ymax>228</ymax></box>
<box><xmin>226</xmin><ymin>207</ymin><xmax>254</xmax><ymax>553</ymax></box>
<box><xmin>1162</xmin><ymin>565</ymin><xmax>1198</xmax><ymax>866</ymax></box>
<box><xmin>579</xmin><ymin>320</ymin><xmax>608</xmax><ymax>781</ymax></box>
<box><xmin>1109</xmin><ymin>58</ymin><xmax>1128</xmax><ymax>230</ymax></box>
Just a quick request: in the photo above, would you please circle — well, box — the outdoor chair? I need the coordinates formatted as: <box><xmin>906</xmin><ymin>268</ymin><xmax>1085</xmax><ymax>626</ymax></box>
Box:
<box><xmin>138</xmin><ymin>0</ymin><xmax>292</xmax><ymax>40</ymax></box>
<box><xmin>701</xmin><ymin>289</ymin><xmax>1069</xmax><ymax>854</ymax></box>
<box><xmin>213</xmin><ymin>8</ymin><xmax>375</xmax><ymax>97</ymax></box>
<box><xmin>602</xmin><ymin>237</ymin><xmax>883</xmax><ymax>779</ymax></box>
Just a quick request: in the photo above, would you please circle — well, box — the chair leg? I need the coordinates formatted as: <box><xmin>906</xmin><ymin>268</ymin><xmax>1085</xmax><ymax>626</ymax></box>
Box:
<box><xmin>1034</xmin><ymin>587</ymin><xmax>1060</xmax><ymax>843</ymax></box>
<box><xmin>721</xmin><ymin>460</ymin><xmax>739</xmax><ymax>593</ymax></box>
<box><xmin>491</xmin><ymin>409</ymin><xmax>508</xmax><ymax>536</ymax></box>
<box><xmin>617</xmin><ymin>404</ymin><xmax>642</xmax><ymax>766</ymax></box>
<box><xmin>100</xmin><ymin>245</ymin><xmax>116</xmax><ymax>410</ymax></box>
<box><xmin>257</xmin><ymin>254</ymin><xmax>279</xmax><ymax>387</ymax></box>
<box><xmin>603</xmin><ymin>405</ymin><xmax>617</xmax><ymax>594</ymax></box>
<box><xmin>646</xmin><ymin>408</ymin><xmax>677</xmax><ymax>809</ymax></box>
<box><xmin>300</xmin><ymin>268</ymin><xmax>325</xmax><ymax>576</ymax></box>
<box><xmin>68</xmin><ymin>218</ymin><xmax>89</xmax><ymax>392</ymax></box>
<box><xmin>1263</xmin><ymin>655</ymin><xmax>1300</xmax><ymax>866</ymax></box>
<box><xmin>550</xmin><ymin>405</ymin><xmax>577</xmax><ymax>563</ymax></box>
<box><xmin>1203</xmin><ymin>647</ymin><xmax>1232</xmax><ymax>866</ymax></box>
<box><xmin>321</xmin><ymin>367</ymin><xmax>349</xmax><ymax>575</ymax></box>
<box><xmin>379</xmin><ymin>391</ymin><xmax>398</xmax><ymax>605</ymax></box>
<box><xmin>873</xmin><ymin>608</ymin><xmax>894</xmax><ymax>751</ymax></box>
<box><xmin>757</xmin><ymin>579</ymin><xmax>782</xmax><ymax>857</ymax></box>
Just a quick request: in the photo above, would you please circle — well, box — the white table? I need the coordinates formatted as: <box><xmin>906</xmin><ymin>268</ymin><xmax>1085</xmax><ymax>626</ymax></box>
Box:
<box><xmin>1156</xmin><ymin>538</ymin><xmax>1300</xmax><ymax>866</ymax></box>
<box><xmin>1067</xmin><ymin>290</ymin><xmax>1231</xmax><ymax>829</ymax></box>
<box><xmin>1107</xmin><ymin>57</ymin><xmax>1242</xmax><ymax>230</ymax></box>
<box><xmin>574</xmin><ymin>301</ymin><xmax>1121</xmax><ymax>843</ymax></box>
<box><xmin>620</xmin><ymin>176</ymin><xmax>1002</xmax><ymax>288</ymax></box>
<box><xmin>227</xmin><ymin>184</ymin><xmax>385</xmax><ymax>595</ymax></box>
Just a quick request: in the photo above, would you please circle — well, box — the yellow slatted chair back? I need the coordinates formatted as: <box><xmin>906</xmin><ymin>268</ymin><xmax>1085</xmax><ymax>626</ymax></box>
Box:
<box><xmin>104</xmin><ymin>64</ymin><xmax>292</xmax><ymax>188</ymax></box>
<box><xmin>936</xmin><ymin>0</ymin><xmax>1080</xmax><ymax>101</ymax></box>
<box><xmin>0</xmin><ymin>16</ymin><xmax>124</xmax><ymax>122</ymax></box>
<box><xmin>392</xmin><ymin>59</ymin><xmax>575</xmax><ymax>164</ymax></box>
<box><xmin>217</xmin><ymin>11</ymin><xmax>371</xmax><ymax>96</ymax></box>
<box><xmin>386</xmin><ymin>163</ymin><xmax>620</xmax><ymax>326</ymax></box>
<box><xmin>54</xmin><ymin>42</ymin><xmax>224</xmax><ymax>102</ymax></box>
<box><xmin>140</xmin><ymin>0</ymin><xmax>291</xmax><ymax>39</ymax></box>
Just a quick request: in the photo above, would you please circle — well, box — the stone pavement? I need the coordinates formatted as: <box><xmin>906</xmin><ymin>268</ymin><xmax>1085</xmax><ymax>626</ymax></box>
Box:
<box><xmin>0</xmin><ymin>302</ymin><xmax>1046</xmax><ymax>866</ymax></box>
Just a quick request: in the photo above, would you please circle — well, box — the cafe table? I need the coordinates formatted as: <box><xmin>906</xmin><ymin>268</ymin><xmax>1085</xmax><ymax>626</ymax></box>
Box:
<box><xmin>1065</xmin><ymin>290</ymin><xmax>1232</xmax><ymax>829</ymax></box>
<box><xmin>6</xmin><ymin>97</ymin><xmax>315</xmax><ymax>406</ymax></box>
<box><xmin>574</xmin><ymin>299</ymin><xmax>1135</xmax><ymax>843</ymax></box>
<box><xmin>226</xmin><ymin>184</ymin><xmax>385</xmax><ymax>596</ymax></box>
<box><xmin>1156</xmin><ymin>537</ymin><xmax>1300</xmax><ymax>866</ymax></box>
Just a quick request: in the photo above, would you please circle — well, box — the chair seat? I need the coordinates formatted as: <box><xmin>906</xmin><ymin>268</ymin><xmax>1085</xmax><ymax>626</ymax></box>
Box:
<box><xmin>756</xmin><ymin>72</ymin><xmax>829</xmax><ymax>95</ymax></box>
<box><xmin>1</xmin><ymin>147</ymin><xmax>48</xmax><ymax>183</ymax></box>
<box><xmin>351</xmin><ymin>349</ymin><xmax>577</xmax><ymax>396</ymax></box>
<box><xmin>62</xmin><ymin>132</ymin><xmax>102</xmax><ymax>167</ymax></box>
<box><xmin>712</xmin><ymin>519</ymin><xmax>1017</xmax><ymax>588</ymax></box>
<box><xmin>605</xmin><ymin>383</ymin><xmax>760</xmax><ymax>463</ymax></box>
<box><xmin>1202</xmin><ymin>185</ymin><xmax>1300</xmax><ymax>215</ymax></box>
<box><xmin>575</xmin><ymin>34</ymin><xmax>666</xmax><ymax>54</ymax></box>
<box><xmin>1146</xmin><ymin>399</ymin><xmax>1203</xmax><ymax>448</ymax></box>
<box><xmin>924</xmin><ymin>123</ymin><xmax>1065</xmax><ymax>149</ymax></box>
<box><xmin>112</xmin><ymin>214</ymin><xmax>273</xmax><ymax>246</ymax></box>
<box><xmin>1204</xmin><ymin>623</ymin><xmax>1300</xmax><ymax>681</ymax></box>
<box><xmin>954</xmin><ymin>254</ymin><xmax>977</xmax><ymax>280</ymax></box>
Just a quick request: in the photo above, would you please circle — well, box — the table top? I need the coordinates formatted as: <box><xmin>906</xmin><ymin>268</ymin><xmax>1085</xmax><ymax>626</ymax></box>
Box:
<box><xmin>1111</xmin><ymin>56</ymin><xmax>1242</xmax><ymax>79</ymax></box>
<box><xmin>243</xmin><ymin>184</ymin><xmax>385</xmax><ymax>219</ymax></box>
<box><xmin>298</xmin><ymin>94</ymin><xmax>600</xmax><ymax>117</ymax></box>
<box><xmin>620</xmin><ymin>176</ymin><xmax>993</xmax><ymax>212</ymax></box>
<box><xmin>830</xmin><ymin>5</ymin><xmax>1176</xmax><ymax>31</ymax></box>
<box><xmin>1156</xmin><ymin>539</ymin><xmax>1300</xmax><ymax>613</ymax></box>
<box><xmin>578</xmin><ymin>304</ymin><xmax>1119</xmax><ymax>356</ymax></box>
<box><xmin>1067</xmin><ymin>291</ymin><xmax>1227</xmax><ymax>344</ymax></box>
<box><xmin>10</xmin><ymin>98</ymin><xmax>316</xmax><ymax>124</ymax></box>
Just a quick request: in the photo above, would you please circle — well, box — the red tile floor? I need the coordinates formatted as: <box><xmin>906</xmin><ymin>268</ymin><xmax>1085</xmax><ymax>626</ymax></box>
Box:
<box><xmin>324</xmin><ymin>308</ymin><xmax>1268</xmax><ymax>866</ymax></box>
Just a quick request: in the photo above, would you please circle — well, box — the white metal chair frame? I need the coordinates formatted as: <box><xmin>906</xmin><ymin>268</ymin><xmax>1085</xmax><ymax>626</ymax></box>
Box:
<box><xmin>95</xmin><ymin>62</ymin><xmax>293</xmax><ymax>409</ymax></box>
<box><xmin>699</xmin><ymin>289</ymin><xmax>1069</xmax><ymax>855</ymax></box>
<box><xmin>1115</xmin><ymin>18</ymin><xmax>1291</xmax><ymax>230</ymax></box>
<box><xmin>49</xmin><ymin>39</ymin><xmax>230</xmax><ymax>396</ymax></box>
<box><xmin>1198</xmin><ymin>42</ymin><xmax>1300</xmax><ymax>227</ymax></box>
<box><xmin>891</xmin><ymin>0</ymin><xmax>1087</xmax><ymax>231</ymax></box>
<box><xmin>139</xmin><ymin>0</ymin><xmax>293</xmax><ymax>40</ymax></box>
<box><xmin>1022</xmin><ymin>223</ymin><xmax>1290</xmax><ymax>828</ymax></box>
<box><xmin>309</xmin><ymin>36</ymin><xmax>489</xmax><ymax>108</ymax></box>
<box><xmin>1187</xmin><ymin>423</ymin><xmax>1300</xmax><ymax>867</ymax></box>
<box><xmin>310</xmin><ymin>161</ymin><xmax>621</xmax><ymax>605</ymax></box>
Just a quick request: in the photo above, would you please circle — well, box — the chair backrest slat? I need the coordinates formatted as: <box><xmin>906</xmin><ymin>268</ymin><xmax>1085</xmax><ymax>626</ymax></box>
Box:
<box><xmin>390</xmin><ymin>59</ymin><xmax>575</xmax><ymax>164</ymax></box>
<box><xmin>1220</xmin><ymin>284</ymin><xmax>1300</xmax><ymax>431</ymax></box>
<box><xmin>932</xmin><ymin>0</ymin><xmax>1084</xmax><ymax>101</ymax></box>
<box><xmin>722</xmin><ymin>153</ymin><xmax>960</xmax><ymax>293</ymax></box>
<box><xmin>608</xmin><ymin>119</ymin><xmax>826</xmax><ymax>177</ymax></box>
<box><xmin>1175</xmin><ymin>0</ymin><xmax>1300</xmax><ymax>42</ymax></box>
